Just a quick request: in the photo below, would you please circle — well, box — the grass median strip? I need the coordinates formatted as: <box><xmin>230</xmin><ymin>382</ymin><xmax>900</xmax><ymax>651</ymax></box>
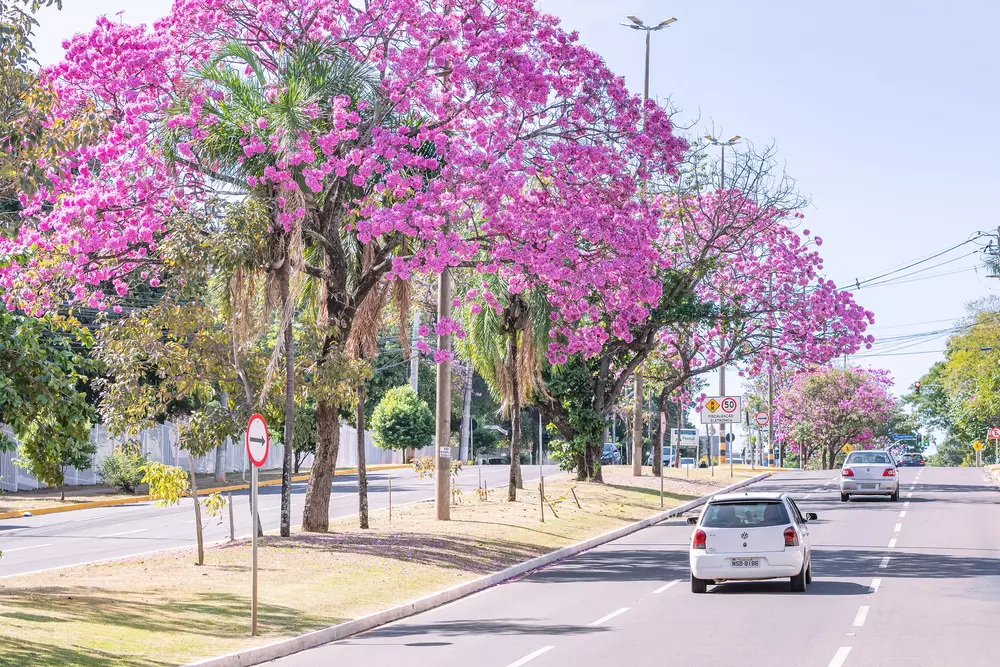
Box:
<box><xmin>0</xmin><ymin>474</ymin><xmax>736</xmax><ymax>667</ymax></box>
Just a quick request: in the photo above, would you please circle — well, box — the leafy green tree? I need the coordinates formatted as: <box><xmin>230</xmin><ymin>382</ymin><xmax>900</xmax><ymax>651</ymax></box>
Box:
<box><xmin>371</xmin><ymin>386</ymin><xmax>434</xmax><ymax>451</ymax></box>
<box><xmin>0</xmin><ymin>313</ymin><xmax>96</xmax><ymax>486</ymax></box>
<box><xmin>99</xmin><ymin>448</ymin><xmax>147</xmax><ymax>494</ymax></box>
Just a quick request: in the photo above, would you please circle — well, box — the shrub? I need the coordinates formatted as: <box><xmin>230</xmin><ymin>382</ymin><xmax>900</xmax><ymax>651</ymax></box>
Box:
<box><xmin>99</xmin><ymin>450</ymin><xmax>148</xmax><ymax>493</ymax></box>
<box><xmin>371</xmin><ymin>386</ymin><xmax>435</xmax><ymax>450</ymax></box>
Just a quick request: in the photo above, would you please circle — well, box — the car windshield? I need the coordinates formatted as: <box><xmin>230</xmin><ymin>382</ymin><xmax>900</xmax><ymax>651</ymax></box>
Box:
<box><xmin>846</xmin><ymin>451</ymin><xmax>891</xmax><ymax>465</ymax></box>
<box><xmin>602</xmin><ymin>444</ymin><xmax>615</xmax><ymax>454</ymax></box>
<box><xmin>701</xmin><ymin>501</ymin><xmax>790</xmax><ymax>528</ymax></box>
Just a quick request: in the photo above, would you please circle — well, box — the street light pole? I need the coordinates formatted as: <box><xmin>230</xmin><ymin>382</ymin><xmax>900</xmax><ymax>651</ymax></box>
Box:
<box><xmin>705</xmin><ymin>133</ymin><xmax>741</xmax><ymax>470</ymax></box>
<box><xmin>623</xmin><ymin>14</ymin><xmax>677</xmax><ymax>478</ymax></box>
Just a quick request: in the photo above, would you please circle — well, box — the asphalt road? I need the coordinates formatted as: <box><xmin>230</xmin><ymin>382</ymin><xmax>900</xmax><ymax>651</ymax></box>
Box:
<box><xmin>0</xmin><ymin>464</ymin><xmax>559</xmax><ymax>578</ymax></box>
<box><xmin>268</xmin><ymin>466</ymin><xmax>1000</xmax><ymax>667</ymax></box>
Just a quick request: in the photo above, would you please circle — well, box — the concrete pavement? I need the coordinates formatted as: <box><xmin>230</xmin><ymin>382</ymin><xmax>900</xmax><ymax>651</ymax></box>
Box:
<box><xmin>265</xmin><ymin>466</ymin><xmax>1000</xmax><ymax>667</ymax></box>
<box><xmin>0</xmin><ymin>464</ymin><xmax>559</xmax><ymax>577</ymax></box>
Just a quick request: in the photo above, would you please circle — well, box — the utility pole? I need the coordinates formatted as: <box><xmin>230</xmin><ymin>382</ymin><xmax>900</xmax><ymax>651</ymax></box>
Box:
<box><xmin>435</xmin><ymin>269</ymin><xmax>451</xmax><ymax>521</ymax></box>
<box><xmin>623</xmin><ymin>14</ymin><xmax>676</xmax><ymax>478</ymax></box>
<box><xmin>410</xmin><ymin>311</ymin><xmax>421</xmax><ymax>392</ymax></box>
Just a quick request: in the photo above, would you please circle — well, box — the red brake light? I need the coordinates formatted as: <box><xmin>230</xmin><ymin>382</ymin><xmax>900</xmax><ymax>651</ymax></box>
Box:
<box><xmin>692</xmin><ymin>529</ymin><xmax>707</xmax><ymax>550</ymax></box>
<box><xmin>784</xmin><ymin>526</ymin><xmax>799</xmax><ymax>547</ymax></box>
<box><xmin>883</xmin><ymin>468</ymin><xmax>896</xmax><ymax>477</ymax></box>
<box><xmin>842</xmin><ymin>467</ymin><xmax>854</xmax><ymax>477</ymax></box>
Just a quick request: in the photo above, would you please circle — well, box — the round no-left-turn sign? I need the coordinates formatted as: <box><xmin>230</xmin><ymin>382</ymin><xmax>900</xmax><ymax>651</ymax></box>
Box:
<box><xmin>755</xmin><ymin>412</ymin><xmax>769</xmax><ymax>426</ymax></box>
<box><xmin>246</xmin><ymin>413</ymin><xmax>269</xmax><ymax>467</ymax></box>
<box><xmin>721</xmin><ymin>397</ymin><xmax>738</xmax><ymax>413</ymax></box>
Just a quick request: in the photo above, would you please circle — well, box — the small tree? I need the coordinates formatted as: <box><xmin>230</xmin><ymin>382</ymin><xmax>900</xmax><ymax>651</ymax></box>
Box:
<box><xmin>371</xmin><ymin>386</ymin><xmax>434</xmax><ymax>452</ymax></box>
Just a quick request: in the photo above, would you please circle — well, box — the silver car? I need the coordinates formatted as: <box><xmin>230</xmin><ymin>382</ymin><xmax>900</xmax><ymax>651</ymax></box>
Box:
<box><xmin>840</xmin><ymin>450</ymin><xmax>899</xmax><ymax>501</ymax></box>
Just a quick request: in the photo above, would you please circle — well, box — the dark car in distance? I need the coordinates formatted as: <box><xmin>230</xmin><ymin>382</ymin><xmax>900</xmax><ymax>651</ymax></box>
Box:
<box><xmin>898</xmin><ymin>453</ymin><xmax>926</xmax><ymax>467</ymax></box>
<box><xmin>600</xmin><ymin>443</ymin><xmax>622</xmax><ymax>465</ymax></box>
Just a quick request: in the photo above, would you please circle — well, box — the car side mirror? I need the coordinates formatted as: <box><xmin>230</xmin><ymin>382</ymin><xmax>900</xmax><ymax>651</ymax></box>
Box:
<box><xmin>686</xmin><ymin>516</ymin><xmax>699</xmax><ymax>525</ymax></box>
<box><xmin>806</xmin><ymin>513</ymin><xmax>818</xmax><ymax>522</ymax></box>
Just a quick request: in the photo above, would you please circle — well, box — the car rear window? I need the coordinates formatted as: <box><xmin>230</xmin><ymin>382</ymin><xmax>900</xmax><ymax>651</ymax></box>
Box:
<box><xmin>846</xmin><ymin>451</ymin><xmax>891</xmax><ymax>465</ymax></box>
<box><xmin>702</xmin><ymin>501</ymin><xmax>790</xmax><ymax>528</ymax></box>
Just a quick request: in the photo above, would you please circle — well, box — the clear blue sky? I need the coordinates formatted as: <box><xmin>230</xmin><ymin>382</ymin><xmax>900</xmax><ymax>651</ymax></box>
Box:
<box><xmin>33</xmin><ymin>0</ymin><xmax>1000</xmax><ymax>402</ymax></box>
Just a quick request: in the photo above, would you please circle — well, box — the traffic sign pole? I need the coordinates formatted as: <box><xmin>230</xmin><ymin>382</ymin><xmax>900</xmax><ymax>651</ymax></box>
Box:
<box><xmin>245</xmin><ymin>414</ymin><xmax>269</xmax><ymax>637</ymax></box>
<box><xmin>251</xmin><ymin>462</ymin><xmax>258</xmax><ymax>636</ymax></box>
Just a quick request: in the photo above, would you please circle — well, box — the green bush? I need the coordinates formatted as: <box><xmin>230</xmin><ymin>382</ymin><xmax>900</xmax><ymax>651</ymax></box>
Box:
<box><xmin>371</xmin><ymin>385</ymin><xmax>435</xmax><ymax>450</ymax></box>
<box><xmin>99</xmin><ymin>450</ymin><xmax>148</xmax><ymax>494</ymax></box>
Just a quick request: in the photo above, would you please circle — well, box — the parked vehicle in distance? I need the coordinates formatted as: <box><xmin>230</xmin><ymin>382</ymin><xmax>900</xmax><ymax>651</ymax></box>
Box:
<box><xmin>688</xmin><ymin>492</ymin><xmax>815</xmax><ymax>593</ymax></box>
<box><xmin>840</xmin><ymin>450</ymin><xmax>899</xmax><ymax>501</ymax></box>
<box><xmin>600</xmin><ymin>443</ymin><xmax>622</xmax><ymax>465</ymax></box>
<box><xmin>646</xmin><ymin>446</ymin><xmax>677</xmax><ymax>467</ymax></box>
<box><xmin>898</xmin><ymin>453</ymin><xmax>926</xmax><ymax>467</ymax></box>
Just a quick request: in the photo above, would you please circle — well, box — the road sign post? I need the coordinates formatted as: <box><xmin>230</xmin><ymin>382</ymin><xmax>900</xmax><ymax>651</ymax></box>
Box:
<box><xmin>245</xmin><ymin>414</ymin><xmax>269</xmax><ymax>637</ymax></box>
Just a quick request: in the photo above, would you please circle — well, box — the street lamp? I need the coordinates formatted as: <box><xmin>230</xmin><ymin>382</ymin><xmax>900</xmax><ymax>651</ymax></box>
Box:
<box><xmin>621</xmin><ymin>16</ymin><xmax>678</xmax><ymax>107</ymax></box>
<box><xmin>705</xmin><ymin>135</ymin><xmax>742</xmax><ymax>188</ymax></box>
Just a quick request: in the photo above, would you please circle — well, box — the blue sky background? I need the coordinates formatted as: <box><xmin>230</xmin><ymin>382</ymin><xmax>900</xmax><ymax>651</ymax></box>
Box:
<box><xmin>31</xmin><ymin>1</ymin><xmax>1000</xmax><ymax>421</ymax></box>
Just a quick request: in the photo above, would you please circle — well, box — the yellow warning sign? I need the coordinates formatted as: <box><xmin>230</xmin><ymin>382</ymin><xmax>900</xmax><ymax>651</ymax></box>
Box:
<box><xmin>841</xmin><ymin>443</ymin><xmax>854</xmax><ymax>454</ymax></box>
<box><xmin>705</xmin><ymin>398</ymin><xmax>721</xmax><ymax>413</ymax></box>
<box><xmin>973</xmin><ymin>440</ymin><xmax>984</xmax><ymax>451</ymax></box>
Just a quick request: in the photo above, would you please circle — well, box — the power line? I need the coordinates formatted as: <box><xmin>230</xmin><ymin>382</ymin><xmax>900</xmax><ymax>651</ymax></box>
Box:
<box><xmin>837</xmin><ymin>232</ymin><xmax>988</xmax><ymax>290</ymax></box>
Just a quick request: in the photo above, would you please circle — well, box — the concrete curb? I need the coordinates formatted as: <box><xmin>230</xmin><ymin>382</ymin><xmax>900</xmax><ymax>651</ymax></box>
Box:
<box><xmin>183</xmin><ymin>471</ymin><xmax>772</xmax><ymax>667</ymax></box>
<box><xmin>0</xmin><ymin>465</ymin><xmax>409</xmax><ymax>521</ymax></box>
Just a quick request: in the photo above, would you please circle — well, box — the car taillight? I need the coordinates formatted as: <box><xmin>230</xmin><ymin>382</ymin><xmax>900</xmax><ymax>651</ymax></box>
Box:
<box><xmin>784</xmin><ymin>526</ymin><xmax>799</xmax><ymax>547</ymax></box>
<box><xmin>692</xmin><ymin>529</ymin><xmax>706</xmax><ymax>550</ymax></box>
<box><xmin>883</xmin><ymin>468</ymin><xmax>896</xmax><ymax>477</ymax></box>
<box><xmin>842</xmin><ymin>467</ymin><xmax>854</xmax><ymax>477</ymax></box>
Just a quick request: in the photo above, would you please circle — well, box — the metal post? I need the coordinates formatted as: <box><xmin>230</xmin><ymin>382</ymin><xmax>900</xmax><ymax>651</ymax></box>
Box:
<box><xmin>659</xmin><ymin>419</ymin><xmax>664</xmax><ymax>508</ymax></box>
<box><xmin>250</xmin><ymin>464</ymin><xmax>258</xmax><ymax>636</ymax></box>
<box><xmin>388</xmin><ymin>473</ymin><xmax>392</xmax><ymax>522</ymax></box>
<box><xmin>643</xmin><ymin>29</ymin><xmax>650</xmax><ymax>107</ymax></box>
<box><xmin>227</xmin><ymin>491</ymin><xmax>235</xmax><ymax>541</ymax></box>
<box><xmin>435</xmin><ymin>268</ymin><xmax>452</xmax><ymax>520</ymax></box>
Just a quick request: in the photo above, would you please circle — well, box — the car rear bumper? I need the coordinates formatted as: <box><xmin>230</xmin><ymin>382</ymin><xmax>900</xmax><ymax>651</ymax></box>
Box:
<box><xmin>840</xmin><ymin>480</ymin><xmax>898</xmax><ymax>494</ymax></box>
<box><xmin>690</xmin><ymin>549</ymin><xmax>804</xmax><ymax>580</ymax></box>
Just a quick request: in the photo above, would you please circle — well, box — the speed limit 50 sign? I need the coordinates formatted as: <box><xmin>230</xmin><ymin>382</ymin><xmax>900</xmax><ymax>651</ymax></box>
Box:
<box><xmin>700</xmin><ymin>396</ymin><xmax>743</xmax><ymax>424</ymax></box>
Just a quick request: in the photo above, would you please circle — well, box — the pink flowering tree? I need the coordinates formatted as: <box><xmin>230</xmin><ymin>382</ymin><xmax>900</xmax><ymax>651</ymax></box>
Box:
<box><xmin>2</xmin><ymin>0</ymin><xmax>684</xmax><ymax>529</ymax></box>
<box><xmin>776</xmin><ymin>367</ymin><xmax>897</xmax><ymax>469</ymax></box>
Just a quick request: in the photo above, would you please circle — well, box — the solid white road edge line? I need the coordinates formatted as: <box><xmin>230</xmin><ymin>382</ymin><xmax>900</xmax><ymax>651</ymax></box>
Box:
<box><xmin>894</xmin><ymin>523</ymin><xmax>902</xmax><ymax>532</ymax></box>
<box><xmin>589</xmin><ymin>607</ymin><xmax>630</xmax><ymax>626</ymax></box>
<box><xmin>853</xmin><ymin>606</ymin><xmax>869</xmax><ymax>627</ymax></box>
<box><xmin>505</xmin><ymin>646</ymin><xmax>555</xmax><ymax>667</ymax></box>
<box><xmin>99</xmin><ymin>528</ymin><xmax>149</xmax><ymax>538</ymax></box>
<box><xmin>2</xmin><ymin>543</ymin><xmax>53</xmax><ymax>553</ymax></box>
<box><xmin>879</xmin><ymin>556</ymin><xmax>890</xmax><ymax>568</ymax></box>
<box><xmin>828</xmin><ymin>647</ymin><xmax>852</xmax><ymax>667</ymax></box>
<box><xmin>653</xmin><ymin>580</ymin><xmax>679</xmax><ymax>594</ymax></box>
<box><xmin>869</xmin><ymin>578</ymin><xmax>882</xmax><ymax>594</ymax></box>
<box><xmin>888</xmin><ymin>538</ymin><xmax>897</xmax><ymax>549</ymax></box>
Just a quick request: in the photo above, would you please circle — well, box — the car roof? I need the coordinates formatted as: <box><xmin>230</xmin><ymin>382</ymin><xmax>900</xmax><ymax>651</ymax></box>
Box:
<box><xmin>710</xmin><ymin>492</ymin><xmax>786</xmax><ymax>503</ymax></box>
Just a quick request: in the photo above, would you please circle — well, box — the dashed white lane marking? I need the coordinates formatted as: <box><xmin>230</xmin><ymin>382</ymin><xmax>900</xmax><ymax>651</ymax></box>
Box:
<box><xmin>505</xmin><ymin>646</ymin><xmax>555</xmax><ymax>667</ymax></box>
<box><xmin>888</xmin><ymin>538</ymin><xmax>898</xmax><ymax>549</ymax></box>
<box><xmin>828</xmin><ymin>647</ymin><xmax>852</xmax><ymax>667</ymax></box>
<box><xmin>905</xmin><ymin>492</ymin><xmax>913</xmax><ymax>498</ymax></box>
<box><xmin>894</xmin><ymin>523</ymin><xmax>902</xmax><ymax>532</ymax></box>
<box><xmin>2</xmin><ymin>543</ymin><xmax>52</xmax><ymax>553</ymax></box>
<box><xmin>99</xmin><ymin>528</ymin><xmax>149</xmax><ymax>538</ymax></box>
<box><xmin>909</xmin><ymin>485</ymin><xmax>916</xmax><ymax>491</ymax></box>
<box><xmin>903</xmin><ymin>501</ymin><xmax>910</xmax><ymax>508</ymax></box>
<box><xmin>879</xmin><ymin>556</ymin><xmax>891</xmax><ymax>568</ymax></box>
<box><xmin>825</xmin><ymin>479</ymin><xmax>836</xmax><ymax>486</ymax></box>
<box><xmin>869</xmin><ymin>578</ymin><xmax>882</xmax><ymax>594</ymax></box>
<box><xmin>853</xmin><ymin>605</ymin><xmax>870</xmax><ymax>627</ymax></box>
<box><xmin>802</xmin><ymin>494</ymin><xmax>813</xmax><ymax>500</ymax></box>
<box><xmin>811</xmin><ymin>488</ymin><xmax>824</xmax><ymax>493</ymax></box>
<box><xmin>653</xmin><ymin>580</ymin><xmax>679</xmax><ymax>594</ymax></box>
<box><xmin>589</xmin><ymin>607</ymin><xmax>630</xmax><ymax>626</ymax></box>
<box><xmin>899</xmin><ymin>511</ymin><xmax>906</xmax><ymax>518</ymax></box>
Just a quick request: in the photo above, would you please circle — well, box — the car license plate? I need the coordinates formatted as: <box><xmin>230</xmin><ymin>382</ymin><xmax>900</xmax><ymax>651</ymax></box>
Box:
<box><xmin>729</xmin><ymin>558</ymin><xmax>760</xmax><ymax>568</ymax></box>
<box><xmin>861</xmin><ymin>484</ymin><xmax>877</xmax><ymax>490</ymax></box>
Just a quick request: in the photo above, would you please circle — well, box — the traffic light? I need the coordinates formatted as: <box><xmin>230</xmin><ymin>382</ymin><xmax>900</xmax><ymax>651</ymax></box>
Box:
<box><xmin>914</xmin><ymin>381</ymin><xmax>921</xmax><ymax>394</ymax></box>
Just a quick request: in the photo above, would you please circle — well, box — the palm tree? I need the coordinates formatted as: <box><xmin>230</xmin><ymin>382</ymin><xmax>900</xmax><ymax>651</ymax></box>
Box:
<box><xmin>464</xmin><ymin>274</ymin><xmax>550</xmax><ymax>501</ymax></box>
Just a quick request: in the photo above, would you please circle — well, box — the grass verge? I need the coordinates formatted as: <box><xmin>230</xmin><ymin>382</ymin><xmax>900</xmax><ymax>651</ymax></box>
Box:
<box><xmin>0</xmin><ymin>475</ymin><xmax>727</xmax><ymax>666</ymax></box>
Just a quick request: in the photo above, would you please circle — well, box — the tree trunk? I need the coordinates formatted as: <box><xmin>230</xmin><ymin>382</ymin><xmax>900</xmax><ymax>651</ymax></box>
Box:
<box><xmin>508</xmin><ymin>332</ymin><xmax>522</xmax><ymax>501</ymax></box>
<box><xmin>460</xmin><ymin>363</ymin><xmax>473</xmax><ymax>463</ymax></box>
<box><xmin>214</xmin><ymin>442</ymin><xmax>227</xmax><ymax>484</ymax></box>
<box><xmin>279</xmin><ymin>257</ymin><xmax>295</xmax><ymax>538</ymax></box>
<box><xmin>357</xmin><ymin>384</ymin><xmax>369</xmax><ymax>529</ymax></box>
<box><xmin>652</xmin><ymin>388</ymin><xmax>667</xmax><ymax>477</ymax></box>
<box><xmin>301</xmin><ymin>400</ymin><xmax>341</xmax><ymax>532</ymax></box>
<box><xmin>188</xmin><ymin>456</ymin><xmax>204</xmax><ymax>565</ymax></box>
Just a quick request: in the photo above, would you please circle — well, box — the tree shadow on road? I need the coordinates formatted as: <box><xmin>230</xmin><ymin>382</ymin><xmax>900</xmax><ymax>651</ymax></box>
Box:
<box><xmin>356</xmin><ymin>618</ymin><xmax>610</xmax><ymax>640</ymax></box>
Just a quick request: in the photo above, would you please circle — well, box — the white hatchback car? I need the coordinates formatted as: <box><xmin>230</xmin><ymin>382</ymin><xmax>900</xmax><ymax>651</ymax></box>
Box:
<box><xmin>840</xmin><ymin>450</ymin><xmax>899</xmax><ymax>502</ymax></box>
<box><xmin>688</xmin><ymin>492</ymin><xmax>815</xmax><ymax>593</ymax></box>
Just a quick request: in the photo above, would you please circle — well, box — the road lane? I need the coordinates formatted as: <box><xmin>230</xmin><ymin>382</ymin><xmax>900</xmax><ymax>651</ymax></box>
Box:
<box><xmin>268</xmin><ymin>466</ymin><xmax>997</xmax><ymax>667</ymax></box>
<box><xmin>0</xmin><ymin>465</ymin><xmax>558</xmax><ymax>577</ymax></box>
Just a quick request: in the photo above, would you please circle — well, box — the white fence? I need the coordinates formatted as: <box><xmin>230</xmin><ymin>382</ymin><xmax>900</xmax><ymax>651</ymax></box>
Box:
<box><xmin>0</xmin><ymin>420</ymin><xmax>401</xmax><ymax>493</ymax></box>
